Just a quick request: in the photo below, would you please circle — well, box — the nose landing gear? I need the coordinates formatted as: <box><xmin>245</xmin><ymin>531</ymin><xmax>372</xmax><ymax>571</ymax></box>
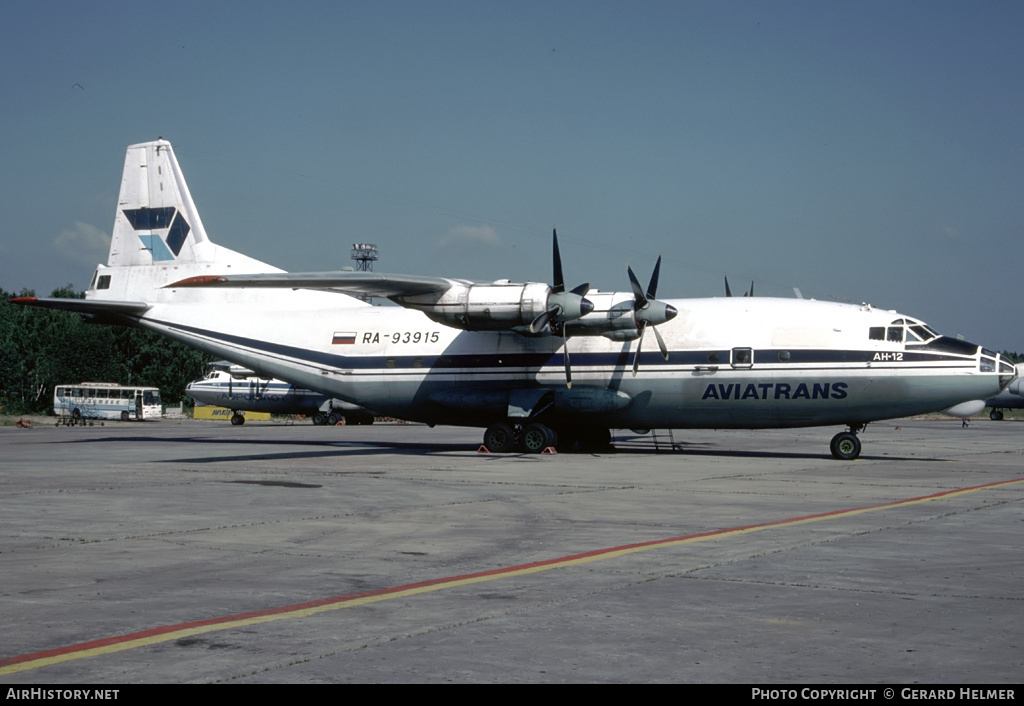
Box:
<box><xmin>830</xmin><ymin>423</ymin><xmax>865</xmax><ymax>460</ymax></box>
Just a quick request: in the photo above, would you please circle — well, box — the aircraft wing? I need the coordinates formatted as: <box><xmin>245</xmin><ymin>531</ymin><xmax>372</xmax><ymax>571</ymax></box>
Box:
<box><xmin>9</xmin><ymin>297</ymin><xmax>152</xmax><ymax>316</ymax></box>
<box><xmin>166</xmin><ymin>272</ymin><xmax>458</xmax><ymax>299</ymax></box>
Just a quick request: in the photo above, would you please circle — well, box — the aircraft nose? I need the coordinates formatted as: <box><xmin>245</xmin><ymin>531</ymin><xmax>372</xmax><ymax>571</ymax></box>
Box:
<box><xmin>997</xmin><ymin>353</ymin><xmax>1017</xmax><ymax>390</ymax></box>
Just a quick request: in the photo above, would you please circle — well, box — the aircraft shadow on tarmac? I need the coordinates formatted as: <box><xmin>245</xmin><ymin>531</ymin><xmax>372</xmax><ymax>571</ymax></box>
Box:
<box><xmin>58</xmin><ymin>434</ymin><xmax>933</xmax><ymax>463</ymax></box>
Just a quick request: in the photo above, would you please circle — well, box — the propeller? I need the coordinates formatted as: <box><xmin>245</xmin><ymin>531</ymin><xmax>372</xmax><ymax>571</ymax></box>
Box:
<box><xmin>528</xmin><ymin>228</ymin><xmax>593</xmax><ymax>335</ymax></box>
<box><xmin>627</xmin><ymin>256</ymin><xmax>678</xmax><ymax>377</ymax></box>
<box><xmin>724</xmin><ymin>276</ymin><xmax>754</xmax><ymax>297</ymax></box>
<box><xmin>528</xmin><ymin>229</ymin><xmax>594</xmax><ymax>388</ymax></box>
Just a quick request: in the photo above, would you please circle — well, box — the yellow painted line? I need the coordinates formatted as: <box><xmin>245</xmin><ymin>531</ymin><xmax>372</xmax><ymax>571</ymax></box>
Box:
<box><xmin>4</xmin><ymin>476</ymin><xmax>1022</xmax><ymax>676</ymax></box>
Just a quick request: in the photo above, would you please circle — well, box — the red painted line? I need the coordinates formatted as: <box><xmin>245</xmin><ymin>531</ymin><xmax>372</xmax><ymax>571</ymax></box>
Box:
<box><xmin>3</xmin><ymin>475</ymin><xmax>1022</xmax><ymax>672</ymax></box>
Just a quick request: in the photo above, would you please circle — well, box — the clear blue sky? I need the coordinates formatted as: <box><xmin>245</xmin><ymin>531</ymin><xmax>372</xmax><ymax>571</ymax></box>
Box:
<box><xmin>2</xmin><ymin>1</ymin><xmax>1022</xmax><ymax>352</ymax></box>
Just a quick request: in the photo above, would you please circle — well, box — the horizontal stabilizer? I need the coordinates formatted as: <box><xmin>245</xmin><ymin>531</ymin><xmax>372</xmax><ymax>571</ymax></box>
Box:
<box><xmin>10</xmin><ymin>297</ymin><xmax>151</xmax><ymax>316</ymax></box>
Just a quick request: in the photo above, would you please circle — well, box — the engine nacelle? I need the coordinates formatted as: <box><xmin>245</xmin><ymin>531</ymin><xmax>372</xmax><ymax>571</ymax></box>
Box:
<box><xmin>565</xmin><ymin>291</ymin><xmax>643</xmax><ymax>340</ymax></box>
<box><xmin>395</xmin><ymin>281</ymin><xmax>553</xmax><ymax>332</ymax></box>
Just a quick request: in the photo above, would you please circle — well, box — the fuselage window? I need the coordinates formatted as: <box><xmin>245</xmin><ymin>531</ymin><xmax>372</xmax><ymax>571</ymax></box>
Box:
<box><xmin>97</xmin><ymin>275</ymin><xmax>111</xmax><ymax>290</ymax></box>
<box><xmin>869</xmin><ymin>327</ymin><xmax>885</xmax><ymax>341</ymax></box>
<box><xmin>732</xmin><ymin>348</ymin><xmax>753</xmax><ymax>367</ymax></box>
<box><xmin>887</xmin><ymin>327</ymin><xmax>904</xmax><ymax>342</ymax></box>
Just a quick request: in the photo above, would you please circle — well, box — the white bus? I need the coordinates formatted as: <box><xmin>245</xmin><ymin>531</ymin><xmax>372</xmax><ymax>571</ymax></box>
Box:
<box><xmin>54</xmin><ymin>383</ymin><xmax>163</xmax><ymax>421</ymax></box>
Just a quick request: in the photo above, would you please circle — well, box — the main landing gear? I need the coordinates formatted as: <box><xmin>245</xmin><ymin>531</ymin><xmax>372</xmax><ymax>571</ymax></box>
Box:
<box><xmin>482</xmin><ymin>421</ymin><xmax>613</xmax><ymax>454</ymax></box>
<box><xmin>830</xmin><ymin>423</ymin><xmax>865</xmax><ymax>460</ymax></box>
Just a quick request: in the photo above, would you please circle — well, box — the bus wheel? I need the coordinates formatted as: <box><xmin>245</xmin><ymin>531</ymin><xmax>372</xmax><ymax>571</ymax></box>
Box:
<box><xmin>121</xmin><ymin>411</ymin><xmax>129</xmax><ymax>422</ymax></box>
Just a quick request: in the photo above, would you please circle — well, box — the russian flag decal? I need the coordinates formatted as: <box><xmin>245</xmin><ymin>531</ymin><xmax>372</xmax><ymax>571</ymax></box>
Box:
<box><xmin>332</xmin><ymin>332</ymin><xmax>357</xmax><ymax>345</ymax></box>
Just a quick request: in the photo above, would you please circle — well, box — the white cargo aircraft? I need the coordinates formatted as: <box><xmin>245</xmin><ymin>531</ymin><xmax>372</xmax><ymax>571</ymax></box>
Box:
<box><xmin>12</xmin><ymin>139</ymin><xmax>1015</xmax><ymax>458</ymax></box>
<box><xmin>187</xmin><ymin>366</ymin><xmax>376</xmax><ymax>426</ymax></box>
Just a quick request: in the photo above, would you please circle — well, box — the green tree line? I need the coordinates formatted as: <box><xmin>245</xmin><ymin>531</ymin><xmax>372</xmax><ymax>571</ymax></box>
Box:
<box><xmin>0</xmin><ymin>286</ymin><xmax>212</xmax><ymax>415</ymax></box>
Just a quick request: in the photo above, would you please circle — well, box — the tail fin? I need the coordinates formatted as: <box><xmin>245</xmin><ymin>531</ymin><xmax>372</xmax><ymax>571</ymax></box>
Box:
<box><xmin>109</xmin><ymin>140</ymin><xmax>211</xmax><ymax>266</ymax></box>
<box><xmin>90</xmin><ymin>139</ymin><xmax>278</xmax><ymax>300</ymax></box>
<box><xmin>106</xmin><ymin>139</ymin><xmax>273</xmax><ymax>271</ymax></box>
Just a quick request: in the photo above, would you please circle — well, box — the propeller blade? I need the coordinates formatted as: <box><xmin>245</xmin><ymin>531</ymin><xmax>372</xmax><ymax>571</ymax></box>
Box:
<box><xmin>529</xmin><ymin>307</ymin><xmax>554</xmax><ymax>335</ymax></box>
<box><xmin>563</xmin><ymin>330</ymin><xmax>572</xmax><ymax>388</ymax></box>
<box><xmin>632</xmin><ymin>322</ymin><xmax>647</xmax><ymax>377</ymax></box>
<box><xmin>570</xmin><ymin>282</ymin><xmax>590</xmax><ymax>297</ymax></box>
<box><xmin>725</xmin><ymin>276</ymin><xmax>733</xmax><ymax>297</ymax></box>
<box><xmin>627</xmin><ymin>264</ymin><xmax>647</xmax><ymax>309</ymax></box>
<box><xmin>653</xmin><ymin>324</ymin><xmax>669</xmax><ymax>361</ymax></box>
<box><xmin>552</xmin><ymin>227</ymin><xmax>565</xmax><ymax>294</ymax></box>
<box><xmin>646</xmin><ymin>255</ymin><xmax>662</xmax><ymax>300</ymax></box>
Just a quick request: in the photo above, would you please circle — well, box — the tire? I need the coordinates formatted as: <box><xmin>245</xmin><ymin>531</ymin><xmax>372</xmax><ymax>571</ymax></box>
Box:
<box><xmin>120</xmin><ymin>411</ymin><xmax>129</xmax><ymax>422</ymax></box>
<box><xmin>830</xmin><ymin>431</ymin><xmax>861</xmax><ymax>460</ymax></box>
<box><xmin>990</xmin><ymin>410</ymin><xmax>1004</xmax><ymax>421</ymax></box>
<box><xmin>519</xmin><ymin>423</ymin><xmax>556</xmax><ymax>453</ymax></box>
<box><xmin>327</xmin><ymin>413</ymin><xmax>342</xmax><ymax>426</ymax></box>
<box><xmin>312</xmin><ymin>413</ymin><xmax>326</xmax><ymax>425</ymax></box>
<box><xmin>483</xmin><ymin>422</ymin><xmax>516</xmax><ymax>453</ymax></box>
<box><xmin>230</xmin><ymin>413</ymin><xmax>245</xmax><ymax>426</ymax></box>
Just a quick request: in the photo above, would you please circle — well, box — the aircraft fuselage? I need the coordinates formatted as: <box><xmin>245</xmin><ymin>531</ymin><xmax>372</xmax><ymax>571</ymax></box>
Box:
<box><xmin>118</xmin><ymin>287</ymin><xmax>1010</xmax><ymax>431</ymax></box>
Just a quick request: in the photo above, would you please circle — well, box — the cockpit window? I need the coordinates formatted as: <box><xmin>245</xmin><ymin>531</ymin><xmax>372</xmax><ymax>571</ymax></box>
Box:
<box><xmin>872</xmin><ymin>322</ymin><xmax>939</xmax><ymax>344</ymax></box>
<box><xmin>909</xmin><ymin>325</ymin><xmax>936</xmax><ymax>341</ymax></box>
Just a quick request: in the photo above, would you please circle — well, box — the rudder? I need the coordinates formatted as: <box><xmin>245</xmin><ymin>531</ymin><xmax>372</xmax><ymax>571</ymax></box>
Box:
<box><xmin>108</xmin><ymin>139</ymin><xmax>213</xmax><ymax>267</ymax></box>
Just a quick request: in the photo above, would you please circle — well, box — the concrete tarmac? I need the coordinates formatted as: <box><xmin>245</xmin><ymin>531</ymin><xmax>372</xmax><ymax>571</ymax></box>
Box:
<box><xmin>1</xmin><ymin>418</ymin><xmax>1022</xmax><ymax>684</ymax></box>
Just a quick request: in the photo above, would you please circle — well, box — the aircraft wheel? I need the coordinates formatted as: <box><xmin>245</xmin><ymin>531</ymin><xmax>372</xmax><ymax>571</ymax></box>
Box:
<box><xmin>483</xmin><ymin>422</ymin><xmax>516</xmax><ymax>453</ymax></box>
<box><xmin>519</xmin><ymin>423</ymin><xmax>556</xmax><ymax>453</ymax></box>
<box><xmin>230</xmin><ymin>413</ymin><xmax>245</xmax><ymax>426</ymax></box>
<box><xmin>312</xmin><ymin>413</ymin><xmax>326</xmax><ymax>425</ymax></box>
<box><xmin>990</xmin><ymin>409</ymin><xmax>1004</xmax><ymax>421</ymax></box>
<box><xmin>327</xmin><ymin>413</ymin><xmax>342</xmax><ymax>426</ymax></box>
<box><xmin>121</xmin><ymin>411</ymin><xmax>130</xmax><ymax>422</ymax></box>
<box><xmin>830</xmin><ymin>431</ymin><xmax>861</xmax><ymax>460</ymax></box>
